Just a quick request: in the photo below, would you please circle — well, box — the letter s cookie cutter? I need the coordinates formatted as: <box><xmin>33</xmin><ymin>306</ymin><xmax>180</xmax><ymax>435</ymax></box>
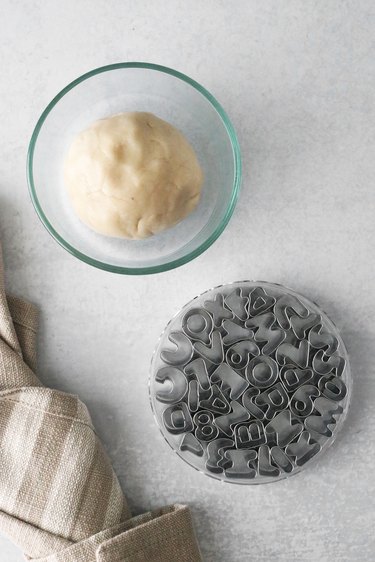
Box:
<box><xmin>150</xmin><ymin>281</ymin><xmax>352</xmax><ymax>484</ymax></box>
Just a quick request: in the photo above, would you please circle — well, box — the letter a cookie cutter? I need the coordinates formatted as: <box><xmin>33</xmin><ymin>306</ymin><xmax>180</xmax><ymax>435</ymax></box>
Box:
<box><xmin>149</xmin><ymin>281</ymin><xmax>352</xmax><ymax>484</ymax></box>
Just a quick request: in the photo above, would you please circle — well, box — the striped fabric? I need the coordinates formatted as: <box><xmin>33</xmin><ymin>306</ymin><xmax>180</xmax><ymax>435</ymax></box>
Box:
<box><xmin>0</xmin><ymin>243</ymin><xmax>202</xmax><ymax>562</ymax></box>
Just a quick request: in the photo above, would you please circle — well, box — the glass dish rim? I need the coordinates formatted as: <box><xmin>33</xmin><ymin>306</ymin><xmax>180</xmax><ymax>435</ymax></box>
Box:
<box><xmin>27</xmin><ymin>61</ymin><xmax>242</xmax><ymax>275</ymax></box>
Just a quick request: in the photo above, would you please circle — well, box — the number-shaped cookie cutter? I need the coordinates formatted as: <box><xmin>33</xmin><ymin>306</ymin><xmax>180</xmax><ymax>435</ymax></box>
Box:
<box><xmin>150</xmin><ymin>281</ymin><xmax>351</xmax><ymax>484</ymax></box>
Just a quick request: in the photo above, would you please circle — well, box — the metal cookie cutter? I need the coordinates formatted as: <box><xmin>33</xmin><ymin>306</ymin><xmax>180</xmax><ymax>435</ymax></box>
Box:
<box><xmin>150</xmin><ymin>281</ymin><xmax>352</xmax><ymax>484</ymax></box>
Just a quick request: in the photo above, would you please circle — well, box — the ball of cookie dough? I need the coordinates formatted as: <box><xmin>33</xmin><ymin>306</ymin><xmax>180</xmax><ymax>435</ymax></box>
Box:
<box><xmin>64</xmin><ymin>112</ymin><xmax>203</xmax><ymax>239</ymax></box>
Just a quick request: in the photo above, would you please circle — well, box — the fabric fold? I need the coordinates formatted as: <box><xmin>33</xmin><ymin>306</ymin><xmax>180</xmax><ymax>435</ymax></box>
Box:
<box><xmin>0</xmin><ymin>243</ymin><xmax>202</xmax><ymax>562</ymax></box>
<box><xmin>33</xmin><ymin>506</ymin><xmax>201</xmax><ymax>562</ymax></box>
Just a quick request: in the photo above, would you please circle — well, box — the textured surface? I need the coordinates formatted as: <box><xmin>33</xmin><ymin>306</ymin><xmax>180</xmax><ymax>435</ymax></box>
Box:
<box><xmin>0</xmin><ymin>1</ymin><xmax>374</xmax><ymax>560</ymax></box>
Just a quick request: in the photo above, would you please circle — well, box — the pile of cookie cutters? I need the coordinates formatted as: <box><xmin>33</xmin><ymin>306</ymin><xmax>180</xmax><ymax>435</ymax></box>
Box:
<box><xmin>150</xmin><ymin>281</ymin><xmax>351</xmax><ymax>484</ymax></box>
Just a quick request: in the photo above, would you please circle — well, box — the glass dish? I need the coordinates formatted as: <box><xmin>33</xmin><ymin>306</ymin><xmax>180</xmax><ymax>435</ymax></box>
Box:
<box><xmin>28</xmin><ymin>63</ymin><xmax>241</xmax><ymax>274</ymax></box>
<box><xmin>149</xmin><ymin>281</ymin><xmax>352</xmax><ymax>484</ymax></box>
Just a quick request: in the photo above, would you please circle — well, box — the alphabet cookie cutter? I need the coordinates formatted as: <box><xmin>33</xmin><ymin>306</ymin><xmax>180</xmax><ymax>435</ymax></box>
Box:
<box><xmin>149</xmin><ymin>281</ymin><xmax>352</xmax><ymax>484</ymax></box>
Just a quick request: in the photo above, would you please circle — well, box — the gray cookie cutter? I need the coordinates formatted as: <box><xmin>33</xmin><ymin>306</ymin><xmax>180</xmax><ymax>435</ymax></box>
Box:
<box><xmin>150</xmin><ymin>281</ymin><xmax>352</xmax><ymax>484</ymax></box>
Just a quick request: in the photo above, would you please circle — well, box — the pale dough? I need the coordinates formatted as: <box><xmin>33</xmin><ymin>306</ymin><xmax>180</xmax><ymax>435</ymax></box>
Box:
<box><xmin>64</xmin><ymin>112</ymin><xmax>203</xmax><ymax>239</ymax></box>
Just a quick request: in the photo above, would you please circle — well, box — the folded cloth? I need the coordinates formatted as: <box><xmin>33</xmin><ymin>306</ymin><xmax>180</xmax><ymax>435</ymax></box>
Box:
<box><xmin>0</xmin><ymin>243</ymin><xmax>202</xmax><ymax>562</ymax></box>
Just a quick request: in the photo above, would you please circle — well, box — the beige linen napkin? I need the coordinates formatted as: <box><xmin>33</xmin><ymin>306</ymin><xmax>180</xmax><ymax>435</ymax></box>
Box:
<box><xmin>0</xmin><ymin>243</ymin><xmax>202</xmax><ymax>562</ymax></box>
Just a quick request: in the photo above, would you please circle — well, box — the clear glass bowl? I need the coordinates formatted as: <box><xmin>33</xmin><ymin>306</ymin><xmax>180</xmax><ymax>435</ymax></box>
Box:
<box><xmin>27</xmin><ymin>63</ymin><xmax>241</xmax><ymax>274</ymax></box>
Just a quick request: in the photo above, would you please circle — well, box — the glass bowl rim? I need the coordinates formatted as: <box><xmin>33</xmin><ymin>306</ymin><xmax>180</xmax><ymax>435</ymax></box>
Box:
<box><xmin>27</xmin><ymin>61</ymin><xmax>242</xmax><ymax>275</ymax></box>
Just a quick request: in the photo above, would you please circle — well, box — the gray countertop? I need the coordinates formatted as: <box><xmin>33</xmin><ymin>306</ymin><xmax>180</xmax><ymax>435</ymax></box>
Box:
<box><xmin>1</xmin><ymin>1</ymin><xmax>374</xmax><ymax>561</ymax></box>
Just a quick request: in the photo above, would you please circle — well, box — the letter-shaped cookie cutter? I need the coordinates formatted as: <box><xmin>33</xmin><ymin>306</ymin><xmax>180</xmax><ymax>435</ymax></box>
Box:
<box><xmin>161</xmin><ymin>332</ymin><xmax>193</xmax><ymax>366</ymax></box>
<box><xmin>280</xmin><ymin>365</ymin><xmax>314</xmax><ymax>392</ymax></box>
<box><xmin>154</xmin><ymin>366</ymin><xmax>188</xmax><ymax>403</ymax></box>
<box><xmin>265</xmin><ymin>411</ymin><xmax>303</xmax><ymax>448</ymax></box>
<box><xmin>222</xmin><ymin>319</ymin><xmax>254</xmax><ymax>346</ymax></box>
<box><xmin>290</xmin><ymin>385</ymin><xmax>320</xmax><ymax>418</ymax></box>
<box><xmin>242</xmin><ymin>386</ymin><xmax>266</xmax><ymax>420</ymax></box>
<box><xmin>184</xmin><ymin>357</ymin><xmax>211</xmax><ymax>390</ymax></box>
<box><xmin>271</xmin><ymin>446</ymin><xmax>293</xmax><ymax>473</ymax></box>
<box><xmin>206</xmin><ymin>438</ymin><xmax>234</xmax><ymax>473</ymax></box>
<box><xmin>225</xmin><ymin>288</ymin><xmax>249</xmax><ymax>321</ymax></box>
<box><xmin>194</xmin><ymin>330</ymin><xmax>224</xmax><ymax>364</ymax></box>
<box><xmin>318</xmin><ymin>374</ymin><xmax>347</xmax><ymax>401</ymax></box>
<box><xmin>309</xmin><ymin>323</ymin><xmax>339</xmax><ymax>356</ymax></box>
<box><xmin>290</xmin><ymin>312</ymin><xmax>320</xmax><ymax>340</ymax></box>
<box><xmin>214</xmin><ymin>401</ymin><xmax>250</xmax><ymax>437</ymax></box>
<box><xmin>211</xmin><ymin>363</ymin><xmax>249</xmax><ymax>401</ymax></box>
<box><xmin>248</xmin><ymin>286</ymin><xmax>275</xmax><ymax>316</ymax></box>
<box><xmin>255</xmin><ymin>382</ymin><xmax>289</xmax><ymax>420</ymax></box>
<box><xmin>246</xmin><ymin>355</ymin><xmax>279</xmax><ymax>389</ymax></box>
<box><xmin>187</xmin><ymin>380</ymin><xmax>201</xmax><ymax>412</ymax></box>
<box><xmin>204</xmin><ymin>293</ymin><xmax>234</xmax><ymax>327</ymax></box>
<box><xmin>180</xmin><ymin>432</ymin><xmax>204</xmax><ymax>457</ymax></box>
<box><xmin>226</xmin><ymin>340</ymin><xmax>260</xmax><ymax>370</ymax></box>
<box><xmin>246</xmin><ymin>312</ymin><xmax>286</xmax><ymax>354</ymax></box>
<box><xmin>312</xmin><ymin>349</ymin><xmax>345</xmax><ymax>376</ymax></box>
<box><xmin>182</xmin><ymin>308</ymin><xmax>213</xmax><ymax>344</ymax></box>
<box><xmin>258</xmin><ymin>445</ymin><xmax>280</xmax><ymax>477</ymax></box>
<box><xmin>274</xmin><ymin>294</ymin><xmax>309</xmax><ymax>330</ymax></box>
<box><xmin>150</xmin><ymin>281</ymin><xmax>351</xmax><ymax>484</ymax></box>
<box><xmin>305</xmin><ymin>397</ymin><xmax>343</xmax><ymax>437</ymax></box>
<box><xmin>286</xmin><ymin>431</ymin><xmax>321</xmax><ymax>466</ymax></box>
<box><xmin>162</xmin><ymin>402</ymin><xmax>193</xmax><ymax>435</ymax></box>
<box><xmin>194</xmin><ymin>411</ymin><xmax>219</xmax><ymax>442</ymax></box>
<box><xmin>224</xmin><ymin>449</ymin><xmax>258</xmax><ymax>479</ymax></box>
<box><xmin>276</xmin><ymin>340</ymin><xmax>310</xmax><ymax>368</ymax></box>
<box><xmin>234</xmin><ymin>421</ymin><xmax>266</xmax><ymax>449</ymax></box>
<box><xmin>200</xmin><ymin>384</ymin><xmax>231</xmax><ymax>415</ymax></box>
